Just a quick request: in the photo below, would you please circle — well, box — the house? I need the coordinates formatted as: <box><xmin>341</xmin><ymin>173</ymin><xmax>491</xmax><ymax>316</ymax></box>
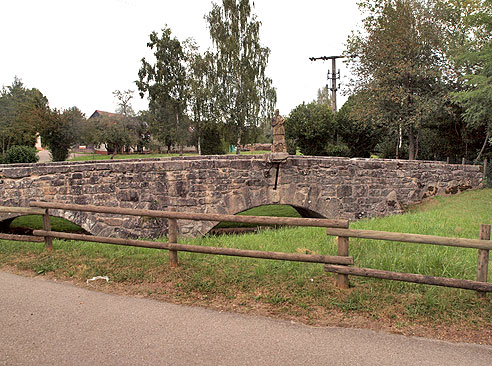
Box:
<box><xmin>72</xmin><ymin>110</ymin><xmax>125</xmax><ymax>154</ymax></box>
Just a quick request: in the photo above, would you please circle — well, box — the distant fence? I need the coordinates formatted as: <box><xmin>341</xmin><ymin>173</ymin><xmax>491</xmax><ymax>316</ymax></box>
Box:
<box><xmin>0</xmin><ymin>202</ymin><xmax>490</xmax><ymax>296</ymax></box>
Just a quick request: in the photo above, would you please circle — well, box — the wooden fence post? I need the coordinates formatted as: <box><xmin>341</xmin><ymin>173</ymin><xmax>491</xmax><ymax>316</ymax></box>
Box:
<box><xmin>168</xmin><ymin>218</ymin><xmax>178</xmax><ymax>268</ymax></box>
<box><xmin>42</xmin><ymin>209</ymin><xmax>52</xmax><ymax>253</ymax></box>
<box><xmin>477</xmin><ymin>224</ymin><xmax>491</xmax><ymax>297</ymax></box>
<box><xmin>336</xmin><ymin>236</ymin><xmax>350</xmax><ymax>288</ymax></box>
<box><xmin>462</xmin><ymin>157</ymin><xmax>466</xmax><ymax>166</ymax></box>
<box><xmin>446</xmin><ymin>157</ymin><xmax>450</xmax><ymax>164</ymax></box>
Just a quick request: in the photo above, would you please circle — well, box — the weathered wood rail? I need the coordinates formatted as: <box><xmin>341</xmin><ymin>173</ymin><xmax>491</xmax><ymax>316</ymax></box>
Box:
<box><xmin>0</xmin><ymin>202</ymin><xmax>490</xmax><ymax>295</ymax></box>
<box><xmin>325</xmin><ymin>224</ymin><xmax>492</xmax><ymax>295</ymax></box>
<box><xmin>26</xmin><ymin>202</ymin><xmax>352</xmax><ymax>267</ymax></box>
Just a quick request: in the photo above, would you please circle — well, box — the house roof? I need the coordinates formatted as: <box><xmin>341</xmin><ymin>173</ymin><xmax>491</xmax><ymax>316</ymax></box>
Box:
<box><xmin>89</xmin><ymin>110</ymin><xmax>123</xmax><ymax>119</ymax></box>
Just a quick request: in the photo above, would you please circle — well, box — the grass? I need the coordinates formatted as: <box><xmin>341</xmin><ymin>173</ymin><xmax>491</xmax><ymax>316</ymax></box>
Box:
<box><xmin>10</xmin><ymin>215</ymin><xmax>85</xmax><ymax>233</ymax></box>
<box><xmin>0</xmin><ymin>189</ymin><xmax>491</xmax><ymax>343</ymax></box>
<box><xmin>68</xmin><ymin>150</ymin><xmax>271</xmax><ymax>161</ymax></box>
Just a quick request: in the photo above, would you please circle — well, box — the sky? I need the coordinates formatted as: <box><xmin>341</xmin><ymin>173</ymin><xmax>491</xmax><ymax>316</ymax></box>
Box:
<box><xmin>1</xmin><ymin>0</ymin><xmax>362</xmax><ymax>117</ymax></box>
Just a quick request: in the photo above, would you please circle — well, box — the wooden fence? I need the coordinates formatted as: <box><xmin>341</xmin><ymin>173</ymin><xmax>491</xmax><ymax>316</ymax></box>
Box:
<box><xmin>0</xmin><ymin>202</ymin><xmax>490</xmax><ymax>295</ymax></box>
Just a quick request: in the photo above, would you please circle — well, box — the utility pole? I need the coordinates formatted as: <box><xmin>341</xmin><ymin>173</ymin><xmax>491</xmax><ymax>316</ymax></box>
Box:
<box><xmin>309</xmin><ymin>55</ymin><xmax>346</xmax><ymax>112</ymax></box>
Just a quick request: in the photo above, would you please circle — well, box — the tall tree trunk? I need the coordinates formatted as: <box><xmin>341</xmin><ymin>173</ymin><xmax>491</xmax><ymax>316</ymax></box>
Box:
<box><xmin>408</xmin><ymin>125</ymin><xmax>416</xmax><ymax>160</ymax></box>
<box><xmin>395</xmin><ymin>126</ymin><xmax>400</xmax><ymax>159</ymax></box>
<box><xmin>176</xmin><ymin>112</ymin><xmax>183</xmax><ymax>157</ymax></box>
<box><xmin>475</xmin><ymin>131</ymin><xmax>490</xmax><ymax>162</ymax></box>
<box><xmin>236</xmin><ymin>132</ymin><xmax>241</xmax><ymax>155</ymax></box>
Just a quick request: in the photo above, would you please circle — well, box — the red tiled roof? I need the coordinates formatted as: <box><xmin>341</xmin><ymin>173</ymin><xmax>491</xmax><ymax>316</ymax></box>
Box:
<box><xmin>89</xmin><ymin>110</ymin><xmax>124</xmax><ymax>119</ymax></box>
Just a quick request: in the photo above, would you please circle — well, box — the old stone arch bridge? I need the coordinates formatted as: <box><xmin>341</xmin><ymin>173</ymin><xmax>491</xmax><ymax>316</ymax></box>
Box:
<box><xmin>0</xmin><ymin>155</ymin><xmax>483</xmax><ymax>238</ymax></box>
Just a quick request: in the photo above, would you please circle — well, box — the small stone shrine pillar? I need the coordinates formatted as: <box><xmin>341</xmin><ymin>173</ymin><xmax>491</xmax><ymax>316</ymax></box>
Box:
<box><xmin>272</xmin><ymin>109</ymin><xmax>287</xmax><ymax>154</ymax></box>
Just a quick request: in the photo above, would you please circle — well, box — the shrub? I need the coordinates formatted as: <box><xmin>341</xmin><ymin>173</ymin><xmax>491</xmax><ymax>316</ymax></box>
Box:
<box><xmin>286</xmin><ymin>137</ymin><xmax>297</xmax><ymax>155</ymax></box>
<box><xmin>285</xmin><ymin>102</ymin><xmax>342</xmax><ymax>156</ymax></box>
<box><xmin>201</xmin><ymin>123</ymin><xmax>227</xmax><ymax>155</ymax></box>
<box><xmin>3</xmin><ymin>145</ymin><xmax>39</xmax><ymax>164</ymax></box>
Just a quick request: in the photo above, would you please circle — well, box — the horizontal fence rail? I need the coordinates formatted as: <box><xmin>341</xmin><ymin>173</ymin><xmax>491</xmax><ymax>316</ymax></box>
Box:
<box><xmin>324</xmin><ymin>264</ymin><xmax>492</xmax><ymax>292</ymax></box>
<box><xmin>32</xmin><ymin>230</ymin><xmax>353</xmax><ymax>265</ymax></box>
<box><xmin>29</xmin><ymin>201</ymin><xmax>350</xmax><ymax>228</ymax></box>
<box><xmin>0</xmin><ymin>206</ymin><xmax>46</xmax><ymax>215</ymax></box>
<box><xmin>0</xmin><ymin>233</ymin><xmax>44</xmax><ymax>243</ymax></box>
<box><xmin>325</xmin><ymin>228</ymin><xmax>492</xmax><ymax>250</ymax></box>
<box><xmin>0</xmin><ymin>202</ymin><xmax>489</xmax><ymax>296</ymax></box>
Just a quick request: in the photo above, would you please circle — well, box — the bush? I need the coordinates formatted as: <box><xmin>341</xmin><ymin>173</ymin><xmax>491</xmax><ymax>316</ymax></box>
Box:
<box><xmin>285</xmin><ymin>102</ymin><xmax>342</xmax><ymax>156</ymax></box>
<box><xmin>3</xmin><ymin>146</ymin><xmax>39</xmax><ymax>164</ymax></box>
<box><xmin>286</xmin><ymin>137</ymin><xmax>297</xmax><ymax>155</ymax></box>
<box><xmin>201</xmin><ymin>123</ymin><xmax>227</xmax><ymax>155</ymax></box>
<box><xmin>325</xmin><ymin>143</ymin><xmax>351</xmax><ymax>157</ymax></box>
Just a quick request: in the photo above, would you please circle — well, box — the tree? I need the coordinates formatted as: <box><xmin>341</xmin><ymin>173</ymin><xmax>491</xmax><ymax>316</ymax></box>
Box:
<box><xmin>185</xmin><ymin>40</ymin><xmax>218</xmax><ymax>155</ymax></box>
<box><xmin>91</xmin><ymin>114</ymin><xmax>136</xmax><ymax>157</ymax></box>
<box><xmin>285</xmin><ymin>102</ymin><xmax>347</xmax><ymax>156</ymax></box>
<box><xmin>336</xmin><ymin>94</ymin><xmax>384</xmax><ymax>158</ymax></box>
<box><xmin>137</xmin><ymin>26</ymin><xmax>189</xmax><ymax>155</ymax></box>
<box><xmin>38</xmin><ymin>107</ymin><xmax>83</xmax><ymax>161</ymax></box>
<box><xmin>449</xmin><ymin>1</ymin><xmax>492</xmax><ymax>161</ymax></box>
<box><xmin>113</xmin><ymin>90</ymin><xmax>149</xmax><ymax>153</ymax></box>
<box><xmin>316</xmin><ymin>86</ymin><xmax>331</xmax><ymax>107</ymax></box>
<box><xmin>346</xmin><ymin>0</ymin><xmax>446</xmax><ymax>160</ymax></box>
<box><xmin>205</xmin><ymin>0</ymin><xmax>276</xmax><ymax>153</ymax></box>
<box><xmin>113</xmin><ymin>89</ymin><xmax>136</xmax><ymax>117</ymax></box>
<box><xmin>0</xmin><ymin>77</ymin><xmax>49</xmax><ymax>155</ymax></box>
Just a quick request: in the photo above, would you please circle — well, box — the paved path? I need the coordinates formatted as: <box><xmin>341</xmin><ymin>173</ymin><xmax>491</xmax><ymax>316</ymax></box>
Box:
<box><xmin>36</xmin><ymin>149</ymin><xmax>51</xmax><ymax>163</ymax></box>
<box><xmin>0</xmin><ymin>271</ymin><xmax>490</xmax><ymax>366</ymax></box>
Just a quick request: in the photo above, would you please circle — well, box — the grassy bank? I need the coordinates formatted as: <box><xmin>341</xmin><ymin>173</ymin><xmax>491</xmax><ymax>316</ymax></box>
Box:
<box><xmin>0</xmin><ymin>189</ymin><xmax>491</xmax><ymax>343</ymax></box>
<box><xmin>68</xmin><ymin>150</ymin><xmax>270</xmax><ymax>161</ymax></box>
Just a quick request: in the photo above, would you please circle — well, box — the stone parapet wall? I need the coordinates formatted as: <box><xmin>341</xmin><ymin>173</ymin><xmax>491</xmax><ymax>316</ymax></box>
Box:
<box><xmin>0</xmin><ymin>156</ymin><xmax>483</xmax><ymax>237</ymax></box>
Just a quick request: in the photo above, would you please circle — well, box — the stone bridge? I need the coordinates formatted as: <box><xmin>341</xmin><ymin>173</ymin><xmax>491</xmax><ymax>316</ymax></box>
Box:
<box><xmin>0</xmin><ymin>155</ymin><xmax>483</xmax><ymax>237</ymax></box>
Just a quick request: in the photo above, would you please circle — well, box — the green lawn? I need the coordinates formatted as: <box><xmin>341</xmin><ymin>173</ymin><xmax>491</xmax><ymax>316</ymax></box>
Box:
<box><xmin>69</xmin><ymin>150</ymin><xmax>271</xmax><ymax>161</ymax></box>
<box><xmin>10</xmin><ymin>215</ymin><xmax>85</xmax><ymax>233</ymax></box>
<box><xmin>0</xmin><ymin>189</ymin><xmax>491</xmax><ymax>342</ymax></box>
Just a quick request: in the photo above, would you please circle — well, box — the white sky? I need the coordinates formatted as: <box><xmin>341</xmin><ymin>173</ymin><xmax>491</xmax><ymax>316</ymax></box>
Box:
<box><xmin>1</xmin><ymin>0</ymin><xmax>362</xmax><ymax>117</ymax></box>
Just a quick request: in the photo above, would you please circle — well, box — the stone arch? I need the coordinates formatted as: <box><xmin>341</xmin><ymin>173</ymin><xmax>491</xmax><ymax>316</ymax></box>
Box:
<box><xmin>192</xmin><ymin>184</ymin><xmax>340</xmax><ymax>236</ymax></box>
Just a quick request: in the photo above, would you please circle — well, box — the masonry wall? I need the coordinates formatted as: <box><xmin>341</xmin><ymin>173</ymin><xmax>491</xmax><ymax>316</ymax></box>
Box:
<box><xmin>0</xmin><ymin>156</ymin><xmax>483</xmax><ymax>237</ymax></box>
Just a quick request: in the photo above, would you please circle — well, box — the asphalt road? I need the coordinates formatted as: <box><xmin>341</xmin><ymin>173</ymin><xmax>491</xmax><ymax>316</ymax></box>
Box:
<box><xmin>1</xmin><ymin>271</ymin><xmax>491</xmax><ymax>366</ymax></box>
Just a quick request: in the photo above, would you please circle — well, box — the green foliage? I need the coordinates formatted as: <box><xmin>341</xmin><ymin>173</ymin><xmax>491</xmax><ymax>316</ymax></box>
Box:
<box><xmin>0</xmin><ymin>77</ymin><xmax>49</xmax><ymax>155</ymax></box>
<box><xmin>285</xmin><ymin>137</ymin><xmax>297</xmax><ymax>155</ymax></box>
<box><xmin>205</xmin><ymin>0</ymin><xmax>276</xmax><ymax>150</ymax></box>
<box><xmin>336</xmin><ymin>94</ymin><xmax>384</xmax><ymax>158</ymax></box>
<box><xmin>450</xmin><ymin>4</ymin><xmax>492</xmax><ymax>161</ymax></box>
<box><xmin>346</xmin><ymin>0</ymin><xmax>446</xmax><ymax>160</ymax></box>
<box><xmin>137</xmin><ymin>26</ymin><xmax>189</xmax><ymax>151</ymax></box>
<box><xmin>285</xmin><ymin>102</ymin><xmax>343</xmax><ymax>156</ymax></box>
<box><xmin>201</xmin><ymin>123</ymin><xmax>227</xmax><ymax>155</ymax></box>
<box><xmin>94</xmin><ymin>115</ymin><xmax>136</xmax><ymax>155</ymax></box>
<box><xmin>38</xmin><ymin>107</ymin><xmax>83</xmax><ymax>162</ymax></box>
<box><xmin>185</xmin><ymin>42</ymin><xmax>219</xmax><ymax>155</ymax></box>
<box><xmin>3</xmin><ymin>145</ymin><xmax>39</xmax><ymax>164</ymax></box>
<box><xmin>113</xmin><ymin>89</ymin><xmax>136</xmax><ymax>117</ymax></box>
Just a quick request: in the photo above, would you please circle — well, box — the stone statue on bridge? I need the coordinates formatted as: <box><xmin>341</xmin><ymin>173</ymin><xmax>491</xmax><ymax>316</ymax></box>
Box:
<box><xmin>272</xmin><ymin>109</ymin><xmax>287</xmax><ymax>154</ymax></box>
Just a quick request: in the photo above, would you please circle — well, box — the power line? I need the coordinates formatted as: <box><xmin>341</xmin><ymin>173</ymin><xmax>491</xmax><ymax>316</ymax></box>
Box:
<box><xmin>309</xmin><ymin>55</ymin><xmax>355</xmax><ymax>112</ymax></box>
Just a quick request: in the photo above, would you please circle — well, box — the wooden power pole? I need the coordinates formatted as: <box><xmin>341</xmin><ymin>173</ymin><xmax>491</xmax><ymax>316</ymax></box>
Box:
<box><xmin>309</xmin><ymin>55</ymin><xmax>346</xmax><ymax>112</ymax></box>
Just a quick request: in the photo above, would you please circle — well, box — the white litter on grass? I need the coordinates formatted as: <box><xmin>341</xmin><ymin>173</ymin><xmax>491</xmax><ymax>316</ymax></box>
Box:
<box><xmin>86</xmin><ymin>276</ymin><xmax>110</xmax><ymax>284</ymax></box>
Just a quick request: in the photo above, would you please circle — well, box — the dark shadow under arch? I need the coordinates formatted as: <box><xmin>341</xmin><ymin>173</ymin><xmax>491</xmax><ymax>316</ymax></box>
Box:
<box><xmin>0</xmin><ymin>214</ymin><xmax>88</xmax><ymax>236</ymax></box>
<box><xmin>207</xmin><ymin>204</ymin><xmax>327</xmax><ymax>235</ymax></box>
